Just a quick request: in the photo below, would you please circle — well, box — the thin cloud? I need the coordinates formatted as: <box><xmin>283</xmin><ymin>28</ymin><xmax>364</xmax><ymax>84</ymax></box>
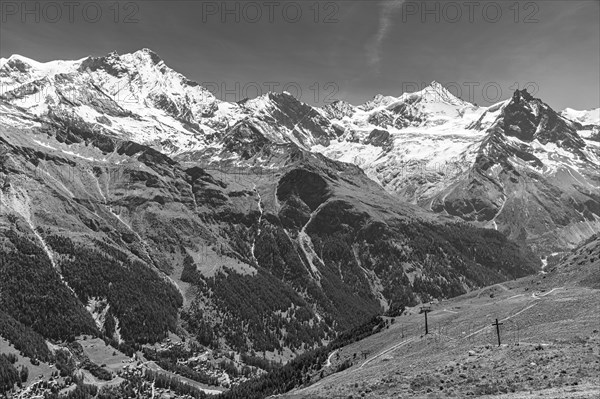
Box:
<box><xmin>368</xmin><ymin>0</ymin><xmax>406</xmax><ymax>73</ymax></box>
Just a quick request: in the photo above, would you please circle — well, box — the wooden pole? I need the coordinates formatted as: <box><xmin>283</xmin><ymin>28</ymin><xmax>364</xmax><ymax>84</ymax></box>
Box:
<box><xmin>492</xmin><ymin>318</ymin><xmax>503</xmax><ymax>346</ymax></box>
<box><xmin>421</xmin><ymin>304</ymin><xmax>431</xmax><ymax>335</ymax></box>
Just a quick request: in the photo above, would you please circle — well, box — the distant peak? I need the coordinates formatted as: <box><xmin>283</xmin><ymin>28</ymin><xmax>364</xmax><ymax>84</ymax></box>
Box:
<box><xmin>7</xmin><ymin>54</ymin><xmax>34</xmax><ymax>62</ymax></box>
<box><xmin>424</xmin><ymin>80</ymin><xmax>452</xmax><ymax>95</ymax></box>
<box><xmin>262</xmin><ymin>91</ymin><xmax>297</xmax><ymax>102</ymax></box>
<box><xmin>511</xmin><ymin>89</ymin><xmax>534</xmax><ymax>103</ymax></box>
<box><xmin>2</xmin><ymin>54</ymin><xmax>84</xmax><ymax>76</ymax></box>
<box><xmin>133</xmin><ymin>48</ymin><xmax>163</xmax><ymax>64</ymax></box>
<box><xmin>328</xmin><ymin>99</ymin><xmax>353</xmax><ymax>106</ymax></box>
<box><xmin>4</xmin><ymin>54</ymin><xmax>37</xmax><ymax>68</ymax></box>
<box><xmin>79</xmin><ymin>52</ymin><xmax>126</xmax><ymax>76</ymax></box>
<box><xmin>77</xmin><ymin>48</ymin><xmax>167</xmax><ymax>76</ymax></box>
<box><xmin>413</xmin><ymin>81</ymin><xmax>471</xmax><ymax>106</ymax></box>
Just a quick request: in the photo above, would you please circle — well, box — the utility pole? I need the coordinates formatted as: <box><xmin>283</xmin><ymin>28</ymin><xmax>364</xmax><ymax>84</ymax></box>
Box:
<box><xmin>492</xmin><ymin>318</ymin><xmax>503</xmax><ymax>346</ymax></box>
<box><xmin>420</xmin><ymin>304</ymin><xmax>432</xmax><ymax>335</ymax></box>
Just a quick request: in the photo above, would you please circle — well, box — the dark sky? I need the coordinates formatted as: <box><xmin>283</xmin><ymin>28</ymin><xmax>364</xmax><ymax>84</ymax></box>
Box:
<box><xmin>1</xmin><ymin>0</ymin><xmax>599</xmax><ymax>109</ymax></box>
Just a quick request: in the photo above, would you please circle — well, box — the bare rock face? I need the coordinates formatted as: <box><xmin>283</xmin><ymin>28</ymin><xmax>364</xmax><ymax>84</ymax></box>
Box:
<box><xmin>363</xmin><ymin>129</ymin><xmax>392</xmax><ymax>147</ymax></box>
<box><xmin>321</xmin><ymin>100</ymin><xmax>356</xmax><ymax>120</ymax></box>
<box><xmin>502</xmin><ymin>90</ymin><xmax>585</xmax><ymax>151</ymax></box>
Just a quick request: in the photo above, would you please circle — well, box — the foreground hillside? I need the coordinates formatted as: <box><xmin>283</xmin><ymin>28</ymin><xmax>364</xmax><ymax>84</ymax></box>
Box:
<box><xmin>273</xmin><ymin>234</ymin><xmax>600</xmax><ymax>399</ymax></box>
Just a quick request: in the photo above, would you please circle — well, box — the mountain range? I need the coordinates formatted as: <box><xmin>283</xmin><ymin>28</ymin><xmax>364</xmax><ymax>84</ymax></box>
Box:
<box><xmin>0</xmin><ymin>49</ymin><xmax>598</xmax><ymax>373</ymax></box>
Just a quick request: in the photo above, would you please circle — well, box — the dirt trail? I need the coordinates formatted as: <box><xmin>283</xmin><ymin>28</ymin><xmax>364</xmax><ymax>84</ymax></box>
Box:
<box><xmin>477</xmin><ymin>283</ymin><xmax>510</xmax><ymax>298</ymax></box>
<box><xmin>358</xmin><ymin>337</ymin><xmax>417</xmax><ymax>370</ymax></box>
<box><xmin>325</xmin><ymin>350</ymin><xmax>338</xmax><ymax>368</ymax></box>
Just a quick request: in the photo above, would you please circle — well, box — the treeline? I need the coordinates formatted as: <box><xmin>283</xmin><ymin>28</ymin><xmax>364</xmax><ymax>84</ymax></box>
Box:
<box><xmin>330</xmin><ymin>315</ymin><xmax>387</xmax><ymax>349</ymax></box>
<box><xmin>353</xmin><ymin>219</ymin><xmax>481</xmax><ymax>303</ymax></box>
<box><xmin>252</xmin><ymin>222</ymin><xmax>381</xmax><ymax>334</ymax></box>
<box><xmin>308</xmin><ymin>210</ymin><xmax>541</xmax><ymax>317</ymax></box>
<box><xmin>310</xmin><ymin>232</ymin><xmax>384</xmax><ymax>329</ymax></box>
<box><xmin>207</xmin><ymin>270</ymin><xmax>327</xmax><ymax>352</ymax></box>
<box><xmin>1</xmin><ymin>229</ymin><xmax>183</xmax><ymax>345</ymax></box>
<box><xmin>431</xmin><ymin>222</ymin><xmax>540</xmax><ymax>280</ymax></box>
<box><xmin>0</xmin><ymin>310</ymin><xmax>51</xmax><ymax>361</ymax></box>
<box><xmin>0</xmin><ymin>353</ymin><xmax>27</xmax><ymax>394</ymax></box>
<box><xmin>0</xmin><ymin>231</ymin><xmax>99</xmax><ymax>341</ymax></box>
<box><xmin>219</xmin><ymin>316</ymin><xmax>387</xmax><ymax>399</ymax></box>
<box><xmin>45</xmin><ymin>235</ymin><xmax>183</xmax><ymax>343</ymax></box>
<box><xmin>184</xmin><ymin>269</ymin><xmax>329</xmax><ymax>353</ymax></box>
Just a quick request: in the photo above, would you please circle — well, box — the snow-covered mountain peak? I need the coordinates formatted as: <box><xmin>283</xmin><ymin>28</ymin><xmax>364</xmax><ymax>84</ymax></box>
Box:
<box><xmin>0</xmin><ymin>54</ymin><xmax>84</xmax><ymax>93</ymax></box>
<box><xmin>0</xmin><ymin>49</ymin><xmax>252</xmax><ymax>156</ymax></box>
<box><xmin>1</xmin><ymin>54</ymin><xmax>83</xmax><ymax>73</ymax></box>
<box><xmin>227</xmin><ymin>90</ymin><xmax>340</xmax><ymax>150</ymax></box>
<box><xmin>134</xmin><ymin>48</ymin><xmax>163</xmax><ymax>64</ymax></box>
<box><xmin>428</xmin><ymin>79</ymin><xmax>445</xmax><ymax>89</ymax></box>
<box><xmin>80</xmin><ymin>49</ymin><xmax>163</xmax><ymax>69</ymax></box>
<box><xmin>79</xmin><ymin>49</ymin><xmax>206</xmax><ymax>96</ymax></box>
<box><xmin>405</xmin><ymin>80</ymin><xmax>472</xmax><ymax>107</ymax></box>
<box><xmin>241</xmin><ymin>91</ymin><xmax>308</xmax><ymax>112</ymax></box>
<box><xmin>242</xmin><ymin>90</ymin><xmax>288</xmax><ymax>105</ymax></box>
<box><xmin>561</xmin><ymin>107</ymin><xmax>600</xmax><ymax>126</ymax></box>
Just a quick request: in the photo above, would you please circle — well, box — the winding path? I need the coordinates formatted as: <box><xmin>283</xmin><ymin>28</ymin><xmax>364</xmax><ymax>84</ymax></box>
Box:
<box><xmin>358</xmin><ymin>337</ymin><xmax>417</xmax><ymax>370</ymax></box>
<box><xmin>477</xmin><ymin>283</ymin><xmax>510</xmax><ymax>298</ymax></box>
<box><xmin>325</xmin><ymin>349</ymin><xmax>338</xmax><ymax>368</ymax></box>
